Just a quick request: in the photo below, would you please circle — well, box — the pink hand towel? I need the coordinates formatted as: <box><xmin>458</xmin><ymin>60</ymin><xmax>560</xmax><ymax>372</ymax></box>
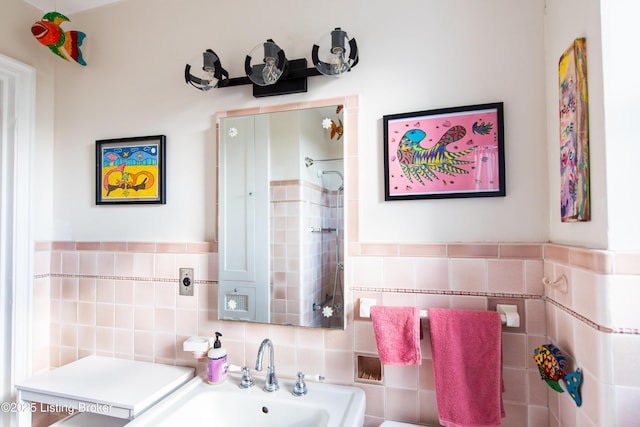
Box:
<box><xmin>370</xmin><ymin>306</ymin><xmax>422</xmax><ymax>365</ymax></box>
<box><xmin>428</xmin><ymin>308</ymin><xmax>505</xmax><ymax>427</ymax></box>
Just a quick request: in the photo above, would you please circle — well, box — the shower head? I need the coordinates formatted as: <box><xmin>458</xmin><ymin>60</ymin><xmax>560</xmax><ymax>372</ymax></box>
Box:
<box><xmin>304</xmin><ymin>156</ymin><xmax>343</xmax><ymax>168</ymax></box>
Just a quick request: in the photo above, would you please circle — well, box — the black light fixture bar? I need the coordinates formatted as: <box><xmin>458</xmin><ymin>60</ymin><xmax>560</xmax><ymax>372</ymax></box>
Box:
<box><xmin>184</xmin><ymin>28</ymin><xmax>358</xmax><ymax>97</ymax></box>
<box><xmin>219</xmin><ymin>59</ymin><xmax>325</xmax><ymax>97</ymax></box>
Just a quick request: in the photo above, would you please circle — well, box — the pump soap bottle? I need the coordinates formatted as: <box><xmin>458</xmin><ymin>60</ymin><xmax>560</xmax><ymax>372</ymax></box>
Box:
<box><xmin>207</xmin><ymin>332</ymin><xmax>227</xmax><ymax>384</ymax></box>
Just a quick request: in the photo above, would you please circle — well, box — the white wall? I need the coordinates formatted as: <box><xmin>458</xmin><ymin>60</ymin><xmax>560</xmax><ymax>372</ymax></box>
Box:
<box><xmin>600</xmin><ymin>1</ymin><xmax>640</xmax><ymax>251</ymax></box>
<box><xmin>0</xmin><ymin>0</ymin><xmax>56</xmax><ymax>241</ymax></box>
<box><xmin>52</xmin><ymin>0</ymin><xmax>548</xmax><ymax>244</ymax></box>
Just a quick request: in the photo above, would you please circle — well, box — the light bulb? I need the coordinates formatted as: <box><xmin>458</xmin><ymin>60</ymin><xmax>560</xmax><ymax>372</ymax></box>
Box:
<box><xmin>261</xmin><ymin>56</ymin><xmax>282</xmax><ymax>85</ymax></box>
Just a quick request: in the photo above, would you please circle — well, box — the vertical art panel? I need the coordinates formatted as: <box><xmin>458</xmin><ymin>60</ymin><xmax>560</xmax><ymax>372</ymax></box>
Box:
<box><xmin>559</xmin><ymin>38</ymin><xmax>590</xmax><ymax>222</ymax></box>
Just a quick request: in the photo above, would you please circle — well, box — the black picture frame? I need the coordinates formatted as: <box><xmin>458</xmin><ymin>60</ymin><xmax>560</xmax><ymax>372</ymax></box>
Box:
<box><xmin>95</xmin><ymin>135</ymin><xmax>166</xmax><ymax>205</ymax></box>
<box><xmin>383</xmin><ymin>102</ymin><xmax>505</xmax><ymax>201</ymax></box>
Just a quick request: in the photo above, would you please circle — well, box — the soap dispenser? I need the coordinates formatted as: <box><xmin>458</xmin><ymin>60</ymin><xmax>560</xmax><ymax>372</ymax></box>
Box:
<box><xmin>207</xmin><ymin>332</ymin><xmax>227</xmax><ymax>384</ymax></box>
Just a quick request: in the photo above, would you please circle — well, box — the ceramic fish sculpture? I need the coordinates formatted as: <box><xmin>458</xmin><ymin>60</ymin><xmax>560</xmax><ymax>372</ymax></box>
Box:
<box><xmin>31</xmin><ymin>12</ymin><xmax>86</xmax><ymax>66</ymax></box>
<box><xmin>533</xmin><ymin>343</ymin><xmax>583</xmax><ymax>406</ymax></box>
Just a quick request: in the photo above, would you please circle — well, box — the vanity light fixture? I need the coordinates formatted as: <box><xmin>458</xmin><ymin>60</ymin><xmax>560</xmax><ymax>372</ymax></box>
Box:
<box><xmin>184</xmin><ymin>27</ymin><xmax>358</xmax><ymax>98</ymax></box>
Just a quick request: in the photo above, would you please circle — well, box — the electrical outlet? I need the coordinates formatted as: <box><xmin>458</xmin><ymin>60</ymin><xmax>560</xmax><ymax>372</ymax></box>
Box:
<box><xmin>179</xmin><ymin>268</ymin><xmax>194</xmax><ymax>296</ymax></box>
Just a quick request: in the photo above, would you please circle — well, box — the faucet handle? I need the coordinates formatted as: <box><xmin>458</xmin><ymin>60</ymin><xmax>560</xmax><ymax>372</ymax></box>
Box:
<box><xmin>292</xmin><ymin>371</ymin><xmax>308</xmax><ymax>396</ymax></box>
<box><xmin>239</xmin><ymin>366</ymin><xmax>255</xmax><ymax>389</ymax></box>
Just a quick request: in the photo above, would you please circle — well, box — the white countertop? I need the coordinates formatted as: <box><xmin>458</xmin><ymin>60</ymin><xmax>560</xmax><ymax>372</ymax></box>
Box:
<box><xmin>16</xmin><ymin>355</ymin><xmax>194</xmax><ymax>421</ymax></box>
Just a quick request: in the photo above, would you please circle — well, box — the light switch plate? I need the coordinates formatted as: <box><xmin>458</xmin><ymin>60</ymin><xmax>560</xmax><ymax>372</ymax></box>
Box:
<box><xmin>179</xmin><ymin>268</ymin><xmax>194</xmax><ymax>296</ymax></box>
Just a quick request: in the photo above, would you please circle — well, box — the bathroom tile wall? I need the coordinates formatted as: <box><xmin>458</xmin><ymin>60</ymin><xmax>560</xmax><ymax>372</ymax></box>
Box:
<box><xmin>34</xmin><ymin>240</ymin><xmax>553</xmax><ymax>426</ymax></box>
<box><xmin>543</xmin><ymin>245</ymin><xmax>640</xmax><ymax>427</ymax></box>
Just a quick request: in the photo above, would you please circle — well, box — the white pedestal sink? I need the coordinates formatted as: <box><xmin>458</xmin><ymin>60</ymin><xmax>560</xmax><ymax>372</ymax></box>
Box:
<box><xmin>125</xmin><ymin>373</ymin><xmax>366</xmax><ymax>427</ymax></box>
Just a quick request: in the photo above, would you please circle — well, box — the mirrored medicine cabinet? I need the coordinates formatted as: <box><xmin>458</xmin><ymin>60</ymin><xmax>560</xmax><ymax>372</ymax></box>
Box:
<box><xmin>217</xmin><ymin>98</ymin><xmax>354</xmax><ymax>330</ymax></box>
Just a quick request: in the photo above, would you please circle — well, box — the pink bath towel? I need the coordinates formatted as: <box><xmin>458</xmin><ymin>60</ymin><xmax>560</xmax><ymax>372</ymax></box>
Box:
<box><xmin>370</xmin><ymin>306</ymin><xmax>422</xmax><ymax>365</ymax></box>
<box><xmin>428</xmin><ymin>308</ymin><xmax>505</xmax><ymax>427</ymax></box>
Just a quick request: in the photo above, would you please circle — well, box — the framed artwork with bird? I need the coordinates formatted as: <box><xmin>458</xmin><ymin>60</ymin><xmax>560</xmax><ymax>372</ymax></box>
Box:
<box><xmin>383</xmin><ymin>102</ymin><xmax>505</xmax><ymax>201</ymax></box>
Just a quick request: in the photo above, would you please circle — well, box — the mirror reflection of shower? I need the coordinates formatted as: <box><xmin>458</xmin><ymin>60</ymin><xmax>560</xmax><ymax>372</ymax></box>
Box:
<box><xmin>308</xmin><ymin>157</ymin><xmax>344</xmax><ymax>325</ymax></box>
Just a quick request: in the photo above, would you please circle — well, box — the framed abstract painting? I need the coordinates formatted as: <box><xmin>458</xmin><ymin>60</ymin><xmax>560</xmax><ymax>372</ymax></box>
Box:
<box><xmin>95</xmin><ymin>135</ymin><xmax>166</xmax><ymax>205</ymax></box>
<box><xmin>559</xmin><ymin>38</ymin><xmax>590</xmax><ymax>222</ymax></box>
<box><xmin>383</xmin><ymin>102</ymin><xmax>505</xmax><ymax>201</ymax></box>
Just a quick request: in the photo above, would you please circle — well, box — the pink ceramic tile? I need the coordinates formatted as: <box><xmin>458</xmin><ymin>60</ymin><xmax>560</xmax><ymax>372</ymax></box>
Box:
<box><xmin>398</xmin><ymin>244</ymin><xmax>447</xmax><ymax>257</ymax></box>
<box><xmin>154</xmin><ymin>332</ymin><xmax>176</xmax><ymax>360</ymax></box>
<box><xmin>616</xmin><ymin>385</ymin><xmax>640</xmax><ymax>426</ymax></box>
<box><xmin>324</xmin><ymin>326</ymin><xmax>353</xmax><ymax>351</ymax></box>
<box><xmin>114</xmin><ymin>281</ymin><xmax>134</xmax><ymax>305</ymax></box>
<box><xmin>502</xmin><ymin>367</ymin><xmax>527</xmax><ymax>403</ymax></box>
<box><xmin>96</xmin><ymin>252</ymin><xmax>115</xmax><ymax>276</ymax></box>
<box><xmin>414</xmin><ymin>258</ymin><xmax>449</xmax><ymax>290</ymax></box>
<box><xmin>525</xmin><ymin>260</ymin><xmax>545</xmax><ymax>295</ymax></box>
<box><xmin>357</xmin><ymin>383</ymin><xmax>384</xmax><ymax>418</ymax></box>
<box><xmin>77</xmin><ymin>302</ymin><xmax>96</xmax><ymax>326</ymax></box>
<box><xmin>450</xmin><ymin>258</ymin><xmax>487</xmax><ymax>291</ymax></box>
<box><xmin>324</xmin><ymin>350</ymin><xmax>353</xmax><ymax>383</ymax></box>
<box><xmin>100</xmin><ymin>242</ymin><xmax>127</xmax><ymax>252</ymax></box>
<box><xmin>487</xmin><ymin>259</ymin><xmax>525</xmax><ymax>293</ymax></box>
<box><xmin>134</xmin><ymin>306</ymin><xmax>154</xmax><ymax>331</ymax></box>
<box><xmin>115</xmin><ymin>252</ymin><xmax>135</xmax><ymax>277</ymax></box>
<box><xmin>197</xmin><ymin>310</ymin><xmax>220</xmax><ymax>337</ymax></box>
<box><xmin>418</xmin><ymin>359</ymin><xmax>435</xmax><ymax>390</ymax></box>
<box><xmin>114</xmin><ymin>305</ymin><xmax>134</xmax><ymax>329</ymax></box>
<box><xmin>114</xmin><ymin>329</ymin><xmax>134</xmax><ymax>356</ymax></box>
<box><xmin>360</xmin><ymin>244</ymin><xmax>398</xmax><ymax>257</ymax></box>
<box><xmin>127</xmin><ymin>242</ymin><xmax>156</xmax><ymax>253</ymax></box>
<box><xmin>570</xmin><ymin>247</ymin><xmax>613</xmax><ymax>274</ymax></box>
<box><xmin>60</xmin><ymin>301</ymin><xmax>77</xmax><ymax>324</ymax></box>
<box><xmin>448</xmin><ymin>243</ymin><xmax>499</xmax><ymax>258</ymax></box>
<box><xmin>77</xmin><ymin>325</ymin><xmax>95</xmax><ymax>350</ymax></box>
<box><xmin>133</xmin><ymin>253</ymin><xmax>154</xmax><ymax>277</ymax></box>
<box><xmin>61</xmin><ymin>278</ymin><xmax>78</xmax><ymax>301</ymax></box>
<box><xmin>78</xmin><ymin>252</ymin><xmax>97</xmax><ymax>275</ymax></box>
<box><xmin>76</xmin><ymin>242</ymin><xmax>100</xmax><ymax>251</ymax></box>
<box><xmin>78</xmin><ymin>279</ymin><xmax>96</xmax><ymax>302</ymax></box>
<box><xmin>134</xmin><ymin>331</ymin><xmax>154</xmax><ymax>358</ymax></box>
<box><xmin>353</xmin><ymin>321</ymin><xmax>377</xmax><ymax>354</ymax></box>
<box><xmin>61</xmin><ymin>324</ymin><xmax>77</xmax><ymax>347</ymax></box>
<box><xmin>384</xmin><ymin>364</ymin><xmax>419</xmax><ymax>390</ymax></box>
<box><xmin>155</xmin><ymin>283</ymin><xmax>176</xmax><ymax>308</ymax></box>
<box><xmin>155</xmin><ymin>308</ymin><xmax>176</xmax><ymax>332</ymax></box>
<box><xmin>96</xmin><ymin>303</ymin><xmax>114</xmax><ymax>328</ymax></box>
<box><xmin>385</xmin><ymin>388</ymin><xmax>419</xmax><ymax>423</ymax></box>
<box><xmin>96</xmin><ymin>279</ymin><xmax>115</xmax><ymax>304</ymax></box>
<box><xmin>61</xmin><ymin>252</ymin><xmax>79</xmax><ymax>275</ymax></box>
<box><xmin>500</xmin><ymin>243</ymin><xmax>543</xmax><ymax>259</ymax></box>
<box><xmin>176</xmin><ymin>309</ymin><xmax>198</xmax><ymax>336</ymax></box>
<box><xmin>96</xmin><ymin>327</ymin><xmax>114</xmax><ymax>353</ymax></box>
<box><xmin>501</xmin><ymin>332</ymin><xmax>527</xmax><ymax>368</ymax></box>
<box><xmin>382</xmin><ymin>257</ymin><xmax>416</xmax><ymax>289</ymax></box>
<box><xmin>156</xmin><ymin>242</ymin><xmax>187</xmax><ymax>253</ymax></box>
<box><xmin>613</xmin><ymin>334</ymin><xmax>640</xmax><ymax>386</ymax></box>
<box><xmin>418</xmin><ymin>390</ymin><xmax>440</xmax><ymax>426</ymax></box>
<box><xmin>544</xmin><ymin>244</ymin><xmax>570</xmax><ymax>264</ymax></box>
<box><xmin>352</xmin><ymin>257</ymin><xmax>384</xmax><ymax>288</ymax></box>
<box><xmin>526</xmin><ymin>299</ymin><xmax>546</xmax><ymax>335</ymax></box>
<box><xmin>154</xmin><ymin>253</ymin><xmax>176</xmax><ymax>278</ymax></box>
<box><xmin>134</xmin><ymin>281</ymin><xmax>155</xmax><ymax>306</ymax></box>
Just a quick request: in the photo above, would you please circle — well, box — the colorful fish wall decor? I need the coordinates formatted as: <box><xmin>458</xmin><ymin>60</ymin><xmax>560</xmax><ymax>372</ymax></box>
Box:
<box><xmin>533</xmin><ymin>343</ymin><xmax>583</xmax><ymax>407</ymax></box>
<box><xmin>31</xmin><ymin>12</ymin><xmax>87</xmax><ymax>66</ymax></box>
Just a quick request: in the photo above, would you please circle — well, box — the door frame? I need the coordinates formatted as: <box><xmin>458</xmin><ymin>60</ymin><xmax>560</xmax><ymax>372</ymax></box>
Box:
<box><xmin>0</xmin><ymin>53</ymin><xmax>35</xmax><ymax>424</ymax></box>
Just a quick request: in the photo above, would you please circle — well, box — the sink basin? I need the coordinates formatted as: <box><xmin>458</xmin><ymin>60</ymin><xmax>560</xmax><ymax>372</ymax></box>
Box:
<box><xmin>125</xmin><ymin>374</ymin><xmax>365</xmax><ymax>427</ymax></box>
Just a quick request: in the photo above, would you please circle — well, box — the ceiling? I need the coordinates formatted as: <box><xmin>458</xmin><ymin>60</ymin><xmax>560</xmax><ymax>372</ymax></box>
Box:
<box><xmin>24</xmin><ymin>0</ymin><xmax>125</xmax><ymax>15</ymax></box>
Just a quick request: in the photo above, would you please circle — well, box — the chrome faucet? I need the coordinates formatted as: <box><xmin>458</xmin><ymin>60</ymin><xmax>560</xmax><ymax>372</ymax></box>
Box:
<box><xmin>255</xmin><ymin>338</ymin><xmax>279</xmax><ymax>392</ymax></box>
